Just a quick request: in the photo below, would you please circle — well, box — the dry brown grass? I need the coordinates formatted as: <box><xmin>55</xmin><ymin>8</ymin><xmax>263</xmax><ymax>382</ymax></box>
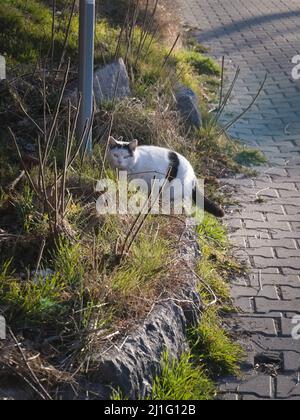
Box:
<box><xmin>98</xmin><ymin>0</ymin><xmax>183</xmax><ymax>48</ymax></box>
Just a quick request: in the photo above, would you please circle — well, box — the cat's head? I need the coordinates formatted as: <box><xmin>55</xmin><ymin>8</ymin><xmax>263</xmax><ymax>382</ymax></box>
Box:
<box><xmin>107</xmin><ymin>137</ymin><xmax>138</xmax><ymax>170</ymax></box>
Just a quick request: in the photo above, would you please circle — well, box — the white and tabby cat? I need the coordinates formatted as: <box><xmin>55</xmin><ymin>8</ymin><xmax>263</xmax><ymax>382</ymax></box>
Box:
<box><xmin>107</xmin><ymin>137</ymin><xmax>224</xmax><ymax>218</ymax></box>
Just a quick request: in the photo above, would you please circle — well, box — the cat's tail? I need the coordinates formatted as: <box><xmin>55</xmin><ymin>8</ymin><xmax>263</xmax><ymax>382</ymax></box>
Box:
<box><xmin>192</xmin><ymin>185</ymin><xmax>225</xmax><ymax>218</ymax></box>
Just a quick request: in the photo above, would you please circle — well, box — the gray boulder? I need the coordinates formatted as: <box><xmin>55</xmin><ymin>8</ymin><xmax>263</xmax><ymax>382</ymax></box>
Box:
<box><xmin>176</xmin><ymin>86</ymin><xmax>202</xmax><ymax>130</ymax></box>
<box><xmin>63</xmin><ymin>58</ymin><xmax>131</xmax><ymax>107</ymax></box>
<box><xmin>0</xmin><ymin>56</ymin><xmax>6</xmax><ymax>80</ymax></box>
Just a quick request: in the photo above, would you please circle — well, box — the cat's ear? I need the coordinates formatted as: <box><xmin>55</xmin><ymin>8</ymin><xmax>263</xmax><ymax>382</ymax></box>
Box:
<box><xmin>108</xmin><ymin>136</ymin><xmax>118</xmax><ymax>149</ymax></box>
<box><xmin>129</xmin><ymin>139</ymin><xmax>138</xmax><ymax>152</ymax></box>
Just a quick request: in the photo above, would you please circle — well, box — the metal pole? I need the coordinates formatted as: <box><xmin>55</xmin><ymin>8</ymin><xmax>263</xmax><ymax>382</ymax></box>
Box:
<box><xmin>78</xmin><ymin>0</ymin><xmax>95</xmax><ymax>155</ymax></box>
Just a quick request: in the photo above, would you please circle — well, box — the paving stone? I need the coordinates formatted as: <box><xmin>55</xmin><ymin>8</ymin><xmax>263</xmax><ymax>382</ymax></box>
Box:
<box><xmin>276</xmin><ymin>249</ymin><xmax>300</xmax><ymax>259</ymax></box>
<box><xmin>273</xmin><ymin>232</ymin><xmax>300</xmax><ymax>240</ymax></box>
<box><xmin>255</xmin><ymin>298</ymin><xmax>300</xmax><ymax>314</ymax></box>
<box><xmin>281</xmin><ymin>286</ymin><xmax>300</xmax><ymax>300</ymax></box>
<box><xmin>235</xmin><ymin>297</ymin><xmax>255</xmax><ymax>313</ymax></box>
<box><xmin>219</xmin><ymin>375</ymin><xmax>272</xmax><ymax>398</ymax></box>
<box><xmin>276</xmin><ymin>375</ymin><xmax>300</xmax><ymax>398</ymax></box>
<box><xmin>244</xmin><ymin>221</ymin><xmax>291</xmax><ymax>231</ymax></box>
<box><xmin>281</xmin><ymin>317</ymin><xmax>299</xmax><ymax>337</ymax></box>
<box><xmin>226</xmin><ymin>317</ymin><xmax>277</xmax><ymax>337</ymax></box>
<box><xmin>267</xmin><ymin>214</ymin><xmax>300</xmax><ymax>223</ymax></box>
<box><xmin>244</xmin><ymin>247</ymin><xmax>274</xmax><ymax>258</ymax></box>
<box><xmin>279</xmin><ymin>189</ymin><xmax>300</xmax><ymax>198</ymax></box>
<box><xmin>284</xmin><ymin>206</ymin><xmax>300</xmax><ymax>215</ymax></box>
<box><xmin>251</xmin><ymin>335</ymin><xmax>300</xmax><ymax>353</ymax></box>
<box><xmin>283</xmin><ymin>352</ymin><xmax>300</xmax><ymax>372</ymax></box>
<box><xmin>241</xmin><ymin>395</ymin><xmax>270</xmax><ymax>400</ymax></box>
<box><xmin>248</xmin><ymin>239</ymin><xmax>296</xmax><ymax>249</ymax></box>
<box><xmin>254</xmin><ymin>275</ymin><xmax>300</xmax><ymax>288</ymax></box>
<box><xmin>283</xmin><ymin>268</ymin><xmax>300</xmax><ymax>275</ymax></box>
<box><xmin>220</xmin><ymin>393</ymin><xmax>239</xmax><ymax>401</ymax></box>
<box><xmin>230</xmin><ymin>212</ymin><xmax>265</xmax><ymax>221</ymax></box>
<box><xmin>238</xmin><ymin>375</ymin><xmax>273</xmax><ymax>398</ymax></box>
<box><xmin>241</xmin><ymin>188</ymin><xmax>279</xmax><ymax>199</ymax></box>
<box><xmin>230</xmin><ymin>229</ymin><xmax>270</xmax><ymax>239</ymax></box>
<box><xmin>240</xmin><ymin>205</ymin><xmax>284</xmax><ymax>214</ymax></box>
<box><xmin>230</xmin><ymin>236</ymin><xmax>247</xmax><ymax>247</ymax></box>
<box><xmin>231</xmin><ymin>285</ymin><xmax>278</xmax><ymax>300</ymax></box>
<box><xmin>253</xmin><ymin>257</ymin><xmax>300</xmax><ymax>270</ymax></box>
<box><xmin>225</xmin><ymin>219</ymin><xmax>243</xmax><ymax>229</ymax></box>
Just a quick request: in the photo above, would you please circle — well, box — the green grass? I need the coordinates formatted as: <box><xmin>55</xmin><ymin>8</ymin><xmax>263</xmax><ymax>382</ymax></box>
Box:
<box><xmin>198</xmin><ymin>213</ymin><xmax>228</xmax><ymax>249</ymax></box>
<box><xmin>52</xmin><ymin>238</ymin><xmax>84</xmax><ymax>288</ymax></box>
<box><xmin>197</xmin><ymin>215</ymin><xmax>231</xmax><ymax>303</ymax></box>
<box><xmin>0</xmin><ymin>0</ymin><xmax>119</xmax><ymax>66</ymax></box>
<box><xmin>146</xmin><ymin>351</ymin><xmax>216</xmax><ymax>401</ymax></box>
<box><xmin>14</xmin><ymin>184</ymin><xmax>34</xmax><ymax>234</ymax></box>
<box><xmin>0</xmin><ymin>0</ymin><xmax>73</xmax><ymax>65</ymax></box>
<box><xmin>111</xmin><ymin>234</ymin><xmax>170</xmax><ymax>294</ymax></box>
<box><xmin>189</xmin><ymin>309</ymin><xmax>244</xmax><ymax>378</ymax></box>
<box><xmin>174</xmin><ymin>49</ymin><xmax>221</xmax><ymax>77</ymax></box>
<box><xmin>0</xmin><ymin>259</ymin><xmax>66</xmax><ymax>323</ymax></box>
<box><xmin>235</xmin><ymin>149</ymin><xmax>268</xmax><ymax>166</ymax></box>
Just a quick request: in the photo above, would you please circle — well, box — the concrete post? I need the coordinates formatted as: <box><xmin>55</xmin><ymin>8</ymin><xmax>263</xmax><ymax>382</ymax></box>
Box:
<box><xmin>0</xmin><ymin>55</ymin><xmax>6</xmax><ymax>80</ymax></box>
<box><xmin>78</xmin><ymin>0</ymin><xmax>95</xmax><ymax>154</ymax></box>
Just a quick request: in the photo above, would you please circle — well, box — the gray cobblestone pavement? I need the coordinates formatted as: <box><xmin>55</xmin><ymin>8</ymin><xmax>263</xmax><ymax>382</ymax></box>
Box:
<box><xmin>176</xmin><ymin>0</ymin><xmax>300</xmax><ymax>400</ymax></box>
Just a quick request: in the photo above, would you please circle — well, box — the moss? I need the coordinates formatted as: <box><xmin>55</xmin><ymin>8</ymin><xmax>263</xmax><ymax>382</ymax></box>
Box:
<box><xmin>235</xmin><ymin>149</ymin><xmax>268</xmax><ymax>166</ymax></box>
<box><xmin>174</xmin><ymin>49</ymin><xmax>221</xmax><ymax>76</ymax></box>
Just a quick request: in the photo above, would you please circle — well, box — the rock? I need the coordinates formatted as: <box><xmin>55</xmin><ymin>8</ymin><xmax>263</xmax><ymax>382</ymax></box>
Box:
<box><xmin>0</xmin><ymin>55</ymin><xmax>6</xmax><ymax>80</ymax></box>
<box><xmin>31</xmin><ymin>269</ymin><xmax>54</xmax><ymax>283</ymax></box>
<box><xmin>176</xmin><ymin>86</ymin><xmax>202</xmax><ymax>130</ymax></box>
<box><xmin>63</xmin><ymin>58</ymin><xmax>131</xmax><ymax>108</ymax></box>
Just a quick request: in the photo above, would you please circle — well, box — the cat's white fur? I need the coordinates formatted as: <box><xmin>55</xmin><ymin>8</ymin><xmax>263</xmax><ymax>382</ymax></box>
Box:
<box><xmin>107</xmin><ymin>137</ymin><xmax>224</xmax><ymax>217</ymax></box>
<box><xmin>108</xmin><ymin>137</ymin><xmax>195</xmax><ymax>197</ymax></box>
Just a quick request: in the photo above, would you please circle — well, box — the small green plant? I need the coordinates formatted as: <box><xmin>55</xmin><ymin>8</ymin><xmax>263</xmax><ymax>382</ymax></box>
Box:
<box><xmin>111</xmin><ymin>234</ymin><xmax>169</xmax><ymax>294</ymax></box>
<box><xmin>235</xmin><ymin>149</ymin><xmax>267</xmax><ymax>166</ymax></box>
<box><xmin>0</xmin><ymin>259</ymin><xmax>14</xmax><ymax>284</ymax></box>
<box><xmin>52</xmin><ymin>238</ymin><xmax>83</xmax><ymax>287</ymax></box>
<box><xmin>174</xmin><ymin>50</ymin><xmax>221</xmax><ymax>76</ymax></box>
<box><xmin>14</xmin><ymin>184</ymin><xmax>34</xmax><ymax>233</ymax></box>
<box><xmin>111</xmin><ymin>388</ymin><xmax>129</xmax><ymax>401</ymax></box>
<box><xmin>198</xmin><ymin>214</ymin><xmax>228</xmax><ymax>249</ymax></box>
<box><xmin>197</xmin><ymin>214</ymin><xmax>246</xmax><ymax>303</ymax></box>
<box><xmin>0</xmin><ymin>266</ymin><xmax>65</xmax><ymax>323</ymax></box>
<box><xmin>147</xmin><ymin>351</ymin><xmax>215</xmax><ymax>400</ymax></box>
<box><xmin>189</xmin><ymin>309</ymin><xmax>243</xmax><ymax>378</ymax></box>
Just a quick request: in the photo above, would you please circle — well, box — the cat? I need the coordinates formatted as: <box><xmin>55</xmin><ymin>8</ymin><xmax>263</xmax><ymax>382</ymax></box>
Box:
<box><xmin>107</xmin><ymin>136</ymin><xmax>225</xmax><ymax>218</ymax></box>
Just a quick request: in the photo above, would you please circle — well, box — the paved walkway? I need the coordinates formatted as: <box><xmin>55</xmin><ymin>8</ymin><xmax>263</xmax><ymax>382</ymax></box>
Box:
<box><xmin>176</xmin><ymin>0</ymin><xmax>300</xmax><ymax>400</ymax></box>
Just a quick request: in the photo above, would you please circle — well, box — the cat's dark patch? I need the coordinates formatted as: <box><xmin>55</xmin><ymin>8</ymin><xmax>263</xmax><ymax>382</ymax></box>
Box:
<box><xmin>168</xmin><ymin>152</ymin><xmax>180</xmax><ymax>181</ymax></box>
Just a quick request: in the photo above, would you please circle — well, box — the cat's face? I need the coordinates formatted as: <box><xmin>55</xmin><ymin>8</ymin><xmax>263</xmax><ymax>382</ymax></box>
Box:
<box><xmin>107</xmin><ymin>137</ymin><xmax>138</xmax><ymax>170</ymax></box>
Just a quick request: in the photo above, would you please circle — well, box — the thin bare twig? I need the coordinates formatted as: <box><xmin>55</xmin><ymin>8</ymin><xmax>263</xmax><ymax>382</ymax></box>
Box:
<box><xmin>9</xmin><ymin>328</ymin><xmax>52</xmax><ymax>400</ymax></box>
<box><xmin>162</xmin><ymin>34</ymin><xmax>181</xmax><ymax>69</ymax></box>
<box><xmin>218</xmin><ymin>73</ymin><xmax>268</xmax><ymax>137</ymax></box>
